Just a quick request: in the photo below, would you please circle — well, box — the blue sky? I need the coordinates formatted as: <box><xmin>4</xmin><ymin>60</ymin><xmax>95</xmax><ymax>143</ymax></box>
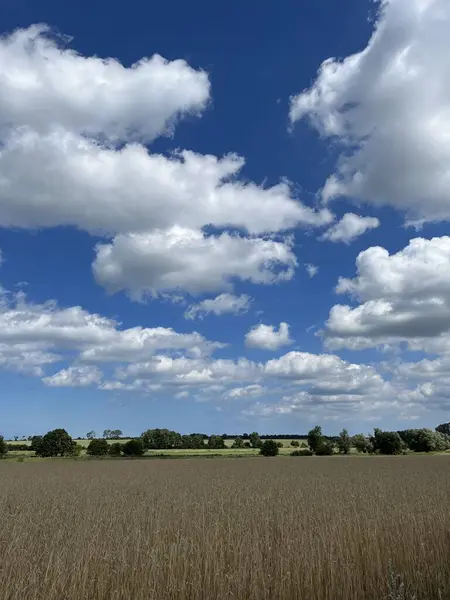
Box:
<box><xmin>1</xmin><ymin>0</ymin><xmax>450</xmax><ymax>438</ymax></box>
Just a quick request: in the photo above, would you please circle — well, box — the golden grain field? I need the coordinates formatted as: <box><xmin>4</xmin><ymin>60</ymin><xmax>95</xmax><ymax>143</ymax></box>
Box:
<box><xmin>1</xmin><ymin>456</ymin><xmax>449</xmax><ymax>600</ymax></box>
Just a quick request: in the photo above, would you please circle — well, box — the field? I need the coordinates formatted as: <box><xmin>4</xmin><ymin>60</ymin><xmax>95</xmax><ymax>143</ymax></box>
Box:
<box><xmin>1</xmin><ymin>457</ymin><xmax>449</xmax><ymax>600</ymax></box>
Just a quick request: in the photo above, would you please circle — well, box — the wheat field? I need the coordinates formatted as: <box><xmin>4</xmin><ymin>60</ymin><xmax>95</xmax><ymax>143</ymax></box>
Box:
<box><xmin>0</xmin><ymin>456</ymin><xmax>449</xmax><ymax>600</ymax></box>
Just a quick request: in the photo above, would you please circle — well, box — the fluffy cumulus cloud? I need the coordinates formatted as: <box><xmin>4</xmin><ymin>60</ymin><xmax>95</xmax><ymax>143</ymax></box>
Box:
<box><xmin>245</xmin><ymin>322</ymin><xmax>293</xmax><ymax>351</ymax></box>
<box><xmin>93</xmin><ymin>228</ymin><xmax>296</xmax><ymax>298</ymax></box>
<box><xmin>320</xmin><ymin>213</ymin><xmax>380</xmax><ymax>244</ymax></box>
<box><xmin>324</xmin><ymin>236</ymin><xmax>450</xmax><ymax>350</ymax></box>
<box><xmin>43</xmin><ymin>365</ymin><xmax>102</xmax><ymax>387</ymax></box>
<box><xmin>0</xmin><ymin>25</ymin><xmax>210</xmax><ymax>142</ymax></box>
<box><xmin>184</xmin><ymin>294</ymin><xmax>252</xmax><ymax>320</ymax></box>
<box><xmin>0</xmin><ymin>289</ymin><xmax>220</xmax><ymax>371</ymax></box>
<box><xmin>290</xmin><ymin>0</ymin><xmax>450</xmax><ymax>225</ymax></box>
<box><xmin>305</xmin><ymin>264</ymin><xmax>319</xmax><ymax>278</ymax></box>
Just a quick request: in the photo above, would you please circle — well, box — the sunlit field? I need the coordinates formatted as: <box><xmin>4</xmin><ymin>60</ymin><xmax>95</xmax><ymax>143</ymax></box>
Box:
<box><xmin>1</xmin><ymin>456</ymin><xmax>449</xmax><ymax>600</ymax></box>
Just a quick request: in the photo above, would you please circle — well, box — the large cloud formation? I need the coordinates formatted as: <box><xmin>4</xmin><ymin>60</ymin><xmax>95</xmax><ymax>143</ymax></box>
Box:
<box><xmin>291</xmin><ymin>0</ymin><xmax>450</xmax><ymax>225</ymax></box>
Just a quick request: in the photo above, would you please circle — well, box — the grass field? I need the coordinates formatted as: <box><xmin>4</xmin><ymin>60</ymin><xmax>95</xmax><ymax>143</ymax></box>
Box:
<box><xmin>1</xmin><ymin>456</ymin><xmax>449</xmax><ymax>600</ymax></box>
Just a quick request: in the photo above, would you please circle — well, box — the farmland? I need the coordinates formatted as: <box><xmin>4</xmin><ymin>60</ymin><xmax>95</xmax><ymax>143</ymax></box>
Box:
<box><xmin>1</xmin><ymin>456</ymin><xmax>449</xmax><ymax>600</ymax></box>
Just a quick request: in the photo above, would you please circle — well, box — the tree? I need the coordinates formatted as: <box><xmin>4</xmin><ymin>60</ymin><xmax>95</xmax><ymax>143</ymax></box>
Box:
<box><xmin>141</xmin><ymin>428</ymin><xmax>181</xmax><ymax>449</ymax></box>
<box><xmin>337</xmin><ymin>429</ymin><xmax>352</xmax><ymax>454</ymax></box>
<box><xmin>232</xmin><ymin>437</ymin><xmax>245</xmax><ymax>448</ymax></box>
<box><xmin>103</xmin><ymin>429</ymin><xmax>112</xmax><ymax>439</ymax></box>
<box><xmin>290</xmin><ymin>440</ymin><xmax>300</xmax><ymax>447</ymax></box>
<box><xmin>399</xmin><ymin>428</ymin><xmax>450</xmax><ymax>453</ymax></box>
<box><xmin>207</xmin><ymin>435</ymin><xmax>226</xmax><ymax>450</ymax></box>
<box><xmin>87</xmin><ymin>438</ymin><xmax>109</xmax><ymax>456</ymax></box>
<box><xmin>110</xmin><ymin>429</ymin><xmax>123</xmax><ymax>439</ymax></box>
<box><xmin>249</xmin><ymin>432</ymin><xmax>262</xmax><ymax>448</ymax></box>
<box><xmin>260</xmin><ymin>439</ymin><xmax>279</xmax><ymax>457</ymax></box>
<box><xmin>122</xmin><ymin>439</ymin><xmax>145</xmax><ymax>457</ymax></box>
<box><xmin>307</xmin><ymin>426</ymin><xmax>323</xmax><ymax>453</ymax></box>
<box><xmin>108</xmin><ymin>442</ymin><xmax>123</xmax><ymax>457</ymax></box>
<box><xmin>352</xmin><ymin>433</ymin><xmax>372</xmax><ymax>454</ymax></box>
<box><xmin>0</xmin><ymin>435</ymin><xmax>7</xmax><ymax>458</ymax></box>
<box><xmin>436</xmin><ymin>422</ymin><xmax>450</xmax><ymax>436</ymax></box>
<box><xmin>86</xmin><ymin>430</ymin><xmax>96</xmax><ymax>440</ymax></box>
<box><xmin>371</xmin><ymin>429</ymin><xmax>403</xmax><ymax>455</ymax></box>
<box><xmin>35</xmin><ymin>429</ymin><xmax>76</xmax><ymax>457</ymax></box>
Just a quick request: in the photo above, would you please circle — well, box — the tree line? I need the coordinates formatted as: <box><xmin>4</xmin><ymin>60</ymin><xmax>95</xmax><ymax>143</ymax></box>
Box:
<box><xmin>1</xmin><ymin>423</ymin><xmax>449</xmax><ymax>458</ymax></box>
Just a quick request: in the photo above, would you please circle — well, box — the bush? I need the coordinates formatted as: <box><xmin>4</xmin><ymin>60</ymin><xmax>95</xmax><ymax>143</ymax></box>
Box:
<box><xmin>87</xmin><ymin>438</ymin><xmax>109</xmax><ymax>456</ymax></box>
<box><xmin>0</xmin><ymin>435</ymin><xmax>7</xmax><ymax>458</ymax></box>
<box><xmin>30</xmin><ymin>436</ymin><xmax>43</xmax><ymax>452</ymax></box>
<box><xmin>207</xmin><ymin>435</ymin><xmax>226</xmax><ymax>450</ymax></box>
<box><xmin>352</xmin><ymin>433</ymin><xmax>372</xmax><ymax>454</ymax></box>
<box><xmin>108</xmin><ymin>442</ymin><xmax>123</xmax><ymax>457</ymax></box>
<box><xmin>232</xmin><ymin>437</ymin><xmax>244</xmax><ymax>449</ymax></box>
<box><xmin>276</xmin><ymin>441</ymin><xmax>284</xmax><ymax>448</ymax></box>
<box><xmin>244</xmin><ymin>441</ymin><xmax>251</xmax><ymax>448</ymax></box>
<box><xmin>291</xmin><ymin>449</ymin><xmax>313</xmax><ymax>457</ymax></box>
<box><xmin>249</xmin><ymin>432</ymin><xmax>262</xmax><ymax>448</ymax></box>
<box><xmin>35</xmin><ymin>429</ymin><xmax>76</xmax><ymax>457</ymax></box>
<box><xmin>6</xmin><ymin>443</ymin><xmax>29</xmax><ymax>452</ymax></box>
<box><xmin>70</xmin><ymin>444</ymin><xmax>84</xmax><ymax>457</ymax></box>
<box><xmin>371</xmin><ymin>429</ymin><xmax>404</xmax><ymax>455</ymax></box>
<box><xmin>315</xmin><ymin>442</ymin><xmax>334</xmax><ymax>456</ymax></box>
<box><xmin>260</xmin><ymin>440</ymin><xmax>279</xmax><ymax>457</ymax></box>
<box><xmin>290</xmin><ymin>440</ymin><xmax>300</xmax><ymax>447</ymax></box>
<box><xmin>122</xmin><ymin>439</ymin><xmax>145</xmax><ymax>457</ymax></box>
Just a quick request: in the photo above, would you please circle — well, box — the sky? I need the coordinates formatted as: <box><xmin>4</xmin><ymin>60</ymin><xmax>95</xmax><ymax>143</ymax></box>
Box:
<box><xmin>1</xmin><ymin>0</ymin><xmax>450</xmax><ymax>438</ymax></box>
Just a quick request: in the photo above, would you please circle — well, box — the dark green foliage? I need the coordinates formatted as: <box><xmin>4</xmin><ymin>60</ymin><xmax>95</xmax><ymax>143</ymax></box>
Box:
<box><xmin>352</xmin><ymin>434</ymin><xmax>372</xmax><ymax>453</ymax></box>
<box><xmin>398</xmin><ymin>428</ymin><xmax>450</xmax><ymax>453</ymax></box>
<box><xmin>207</xmin><ymin>435</ymin><xmax>226</xmax><ymax>449</ymax></box>
<box><xmin>290</xmin><ymin>440</ymin><xmax>300</xmax><ymax>447</ymax></box>
<box><xmin>307</xmin><ymin>426</ymin><xmax>323</xmax><ymax>453</ymax></box>
<box><xmin>108</xmin><ymin>442</ymin><xmax>123</xmax><ymax>457</ymax></box>
<box><xmin>232</xmin><ymin>437</ymin><xmax>245</xmax><ymax>448</ymax></box>
<box><xmin>0</xmin><ymin>435</ymin><xmax>7</xmax><ymax>458</ymax></box>
<box><xmin>276</xmin><ymin>441</ymin><xmax>284</xmax><ymax>448</ymax></box>
<box><xmin>291</xmin><ymin>448</ymin><xmax>313</xmax><ymax>456</ymax></box>
<box><xmin>35</xmin><ymin>429</ymin><xmax>76</xmax><ymax>457</ymax></box>
<box><xmin>244</xmin><ymin>441</ymin><xmax>251</xmax><ymax>448</ymax></box>
<box><xmin>86</xmin><ymin>430</ymin><xmax>96</xmax><ymax>440</ymax></box>
<box><xmin>315</xmin><ymin>441</ymin><xmax>334</xmax><ymax>456</ymax></box>
<box><xmin>260</xmin><ymin>439</ymin><xmax>279</xmax><ymax>457</ymax></box>
<box><xmin>141</xmin><ymin>428</ymin><xmax>182</xmax><ymax>449</ymax></box>
<box><xmin>436</xmin><ymin>422</ymin><xmax>450</xmax><ymax>436</ymax></box>
<box><xmin>87</xmin><ymin>438</ymin><xmax>109</xmax><ymax>456</ymax></box>
<box><xmin>30</xmin><ymin>435</ymin><xmax>43</xmax><ymax>452</ymax></box>
<box><xmin>337</xmin><ymin>429</ymin><xmax>352</xmax><ymax>454</ymax></box>
<box><xmin>371</xmin><ymin>429</ymin><xmax>404</xmax><ymax>455</ymax></box>
<box><xmin>122</xmin><ymin>439</ymin><xmax>145</xmax><ymax>456</ymax></box>
<box><xmin>249</xmin><ymin>432</ymin><xmax>262</xmax><ymax>448</ymax></box>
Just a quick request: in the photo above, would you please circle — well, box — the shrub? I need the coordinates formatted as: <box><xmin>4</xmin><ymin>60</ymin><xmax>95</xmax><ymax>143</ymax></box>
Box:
<box><xmin>260</xmin><ymin>440</ymin><xmax>279</xmax><ymax>457</ymax></box>
<box><xmin>207</xmin><ymin>435</ymin><xmax>226</xmax><ymax>450</ymax></box>
<box><xmin>30</xmin><ymin>436</ymin><xmax>43</xmax><ymax>452</ymax></box>
<box><xmin>290</xmin><ymin>440</ymin><xmax>300</xmax><ymax>447</ymax></box>
<box><xmin>315</xmin><ymin>442</ymin><xmax>334</xmax><ymax>456</ymax></box>
<box><xmin>436</xmin><ymin>422</ymin><xmax>450</xmax><ymax>436</ymax></box>
<box><xmin>291</xmin><ymin>449</ymin><xmax>313</xmax><ymax>457</ymax></box>
<box><xmin>352</xmin><ymin>433</ymin><xmax>372</xmax><ymax>454</ymax></box>
<box><xmin>244</xmin><ymin>441</ymin><xmax>251</xmax><ymax>448</ymax></box>
<box><xmin>35</xmin><ymin>429</ymin><xmax>76</xmax><ymax>457</ymax></box>
<box><xmin>276</xmin><ymin>441</ymin><xmax>284</xmax><ymax>448</ymax></box>
<box><xmin>371</xmin><ymin>429</ymin><xmax>404</xmax><ymax>455</ymax></box>
<box><xmin>87</xmin><ymin>438</ymin><xmax>109</xmax><ymax>456</ymax></box>
<box><xmin>122</xmin><ymin>439</ymin><xmax>145</xmax><ymax>457</ymax></box>
<box><xmin>70</xmin><ymin>444</ymin><xmax>84</xmax><ymax>457</ymax></box>
<box><xmin>108</xmin><ymin>442</ymin><xmax>123</xmax><ymax>457</ymax></box>
<box><xmin>307</xmin><ymin>426</ymin><xmax>323</xmax><ymax>453</ymax></box>
<box><xmin>232</xmin><ymin>437</ymin><xmax>245</xmax><ymax>449</ymax></box>
<box><xmin>6</xmin><ymin>443</ymin><xmax>29</xmax><ymax>452</ymax></box>
<box><xmin>249</xmin><ymin>432</ymin><xmax>262</xmax><ymax>448</ymax></box>
<box><xmin>0</xmin><ymin>435</ymin><xmax>7</xmax><ymax>458</ymax></box>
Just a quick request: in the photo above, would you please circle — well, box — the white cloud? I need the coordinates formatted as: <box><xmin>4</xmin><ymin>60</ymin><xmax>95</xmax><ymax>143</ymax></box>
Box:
<box><xmin>0</xmin><ymin>130</ymin><xmax>332</xmax><ymax>236</ymax></box>
<box><xmin>224</xmin><ymin>384</ymin><xmax>266</xmax><ymax>399</ymax></box>
<box><xmin>325</xmin><ymin>236</ymin><xmax>450</xmax><ymax>349</ymax></box>
<box><xmin>305</xmin><ymin>263</ymin><xmax>319</xmax><ymax>278</ymax></box>
<box><xmin>291</xmin><ymin>0</ymin><xmax>450</xmax><ymax>225</ymax></box>
<box><xmin>245</xmin><ymin>322</ymin><xmax>293</xmax><ymax>351</ymax></box>
<box><xmin>43</xmin><ymin>365</ymin><xmax>102</xmax><ymax>387</ymax></box>
<box><xmin>184</xmin><ymin>293</ymin><xmax>252</xmax><ymax>320</ymax></box>
<box><xmin>0</xmin><ymin>25</ymin><xmax>210</xmax><ymax>143</ymax></box>
<box><xmin>0</xmin><ymin>289</ymin><xmax>220</xmax><ymax>367</ymax></box>
<box><xmin>320</xmin><ymin>213</ymin><xmax>380</xmax><ymax>244</ymax></box>
<box><xmin>93</xmin><ymin>228</ymin><xmax>297</xmax><ymax>298</ymax></box>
